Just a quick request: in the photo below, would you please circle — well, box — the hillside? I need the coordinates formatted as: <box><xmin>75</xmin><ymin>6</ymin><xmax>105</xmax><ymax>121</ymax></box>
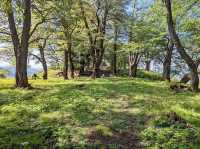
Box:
<box><xmin>0</xmin><ymin>77</ymin><xmax>200</xmax><ymax>148</ymax></box>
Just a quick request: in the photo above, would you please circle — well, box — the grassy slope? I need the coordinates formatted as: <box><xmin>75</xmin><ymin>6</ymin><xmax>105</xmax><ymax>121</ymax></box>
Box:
<box><xmin>0</xmin><ymin>77</ymin><xmax>200</xmax><ymax>148</ymax></box>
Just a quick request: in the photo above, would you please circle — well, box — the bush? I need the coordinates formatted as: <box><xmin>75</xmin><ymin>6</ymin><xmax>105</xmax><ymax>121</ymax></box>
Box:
<box><xmin>137</xmin><ymin>70</ymin><xmax>163</xmax><ymax>81</ymax></box>
<box><xmin>118</xmin><ymin>69</ymin><xmax>163</xmax><ymax>80</ymax></box>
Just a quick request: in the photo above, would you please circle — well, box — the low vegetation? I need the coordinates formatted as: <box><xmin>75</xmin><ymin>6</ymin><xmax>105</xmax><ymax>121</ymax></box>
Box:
<box><xmin>0</xmin><ymin>74</ymin><xmax>200</xmax><ymax>148</ymax></box>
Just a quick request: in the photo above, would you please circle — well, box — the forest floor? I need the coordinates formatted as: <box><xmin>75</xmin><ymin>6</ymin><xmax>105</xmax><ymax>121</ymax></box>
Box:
<box><xmin>0</xmin><ymin>76</ymin><xmax>200</xmax><ymax>148</ymax></box>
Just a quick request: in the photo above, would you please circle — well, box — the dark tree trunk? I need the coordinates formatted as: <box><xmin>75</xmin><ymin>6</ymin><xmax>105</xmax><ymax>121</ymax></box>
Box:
<box><xmin>163</xmin><ymin>41</ymin><xmax>174</xmax><ymax>82</ymax></box>
<box><xmin>42</xmin><ymin>63</ymin><xmax>48</xmax><ymax>80</ymax></box>
<box><xmin>112</xmin><ymin>25</ymin><xmax>118</xmax><ymax>75</ymax></box>
<box><xmin>91</xmin><ymin>50</ymin><xmax>101</xmax><ymax>79</ymax></box>
<box><xmin>67</xmin><ymin>40</ymin><xmax>74</xmax><ymax>79</ymax></box>
<box><xmin>145</xmin><ymin>60</ymin><xmax>151</xmax><ymax>71</ymax></box>
<box><xmin>7</xmin><ymin>0</ymin><xmax>31</xmax><ymax>88</ymax></box>
<box><xmin>91</xmin><ymin>37</ymin><xmax>105</xmax><ymax>79</ymax></box>
<box><xmin>63</xmin><ymin>29</ymin><xmax>74</xmax><ymax>79</ymax></box>
<box><xmin>91</xmin><ymin>29</ymin><xmax>106</xmax><ymax>78</ymax></box>
<box><xmin>63</xmin><ymin>49</ymin><xmax>68</xmax><ymax>80</ymax></box>
<box><xmin>80</xmin><ymin>54</ymin><xmax>86</xmax><ymax>74</ymax></box>
<box><xmin>129</xmin><ymin>64</ymin><xmax>137</xmax><ymax>77</ymax></box>
<box><xmin>15</xmin><ymin>54</ymin><xmax>29</xmax><ymax>88</ymax></box>
<box><xmin>165</xmin><ymin>0</ymin><xmax>199</xmax><ymax>92</ymax></box>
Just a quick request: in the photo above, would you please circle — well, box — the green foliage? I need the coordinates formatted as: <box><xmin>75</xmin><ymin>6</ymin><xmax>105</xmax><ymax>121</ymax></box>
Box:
<box><xmin>137</xmin><ymin>70</ymin><xmax>163</xmax><ymax>81</ymax></box>
<box><xmin>0</xmin><ymin>69</ymin><xmax>9</xmax><ymax>75</ymax></box>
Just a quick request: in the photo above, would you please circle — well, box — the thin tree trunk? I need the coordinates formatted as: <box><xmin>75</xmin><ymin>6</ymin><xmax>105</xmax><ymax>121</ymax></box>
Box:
<box><xmin>145</xmin><ymin>60</ymin><xmax>151</xmax><ymax>71</ymax></box>
<box><xmin>91</xmin><ymin>32</ymin><xmax>106</xmax><ymax>78</ymax></box>
<box><xmin>68</xmin><ymin>40</ymin><xmax>74</xmax><ymax>79</ymax></box>
<box><xmin>63</xmin><ymin>49</ymin><xmax>68</xmax><ymax>80</ymax></box>
<box><xmin>39</xmin><ymin>45</ymin><xmax>48</xmax><ymax>80</ymax></box>
<box><xmin>80</xmin><ymin>54</ymin><xmax>86</xmax><ymax>73</ymax></box>
<box><xmin>112</xmin><ymin>25</ymin><xmax>118</xmax><ymax>75</ymax></box>
<box><xmin>165</xmin><ymin>0</ymin><xmax>199</xmax><ymax>92</ymax></box>
<box><xmin>163</xmin><ymin>41</ymin><xmax>173</xmax><ymax>82</ymax></box>
<box><xmin>91</xmin><ymin>49</ymin><xmax>101</xmax><ymax>79</ymax></box>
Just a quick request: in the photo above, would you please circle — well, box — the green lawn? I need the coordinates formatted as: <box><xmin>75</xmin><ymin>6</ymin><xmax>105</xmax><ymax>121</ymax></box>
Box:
<box><xmin>0</xmin><ymin>77</ymin><xmax>200</xmax><ymax>148</ymax></box>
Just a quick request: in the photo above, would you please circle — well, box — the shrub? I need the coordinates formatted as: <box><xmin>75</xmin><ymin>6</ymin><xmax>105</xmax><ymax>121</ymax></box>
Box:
<box><xmin>137</xmin><ymin>70</ymin><xmax>163</xmax><ymax>81</ymax></box>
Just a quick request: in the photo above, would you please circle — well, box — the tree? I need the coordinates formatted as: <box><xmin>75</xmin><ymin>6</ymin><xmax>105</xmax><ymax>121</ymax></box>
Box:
<box><xmin>2</xmin><ymin>0</ymin><xmax>32</xmax><ymax>88</ymax></box>
<box><xmin>164</xmin><ymin>0</ymin><xmax>199</xmax><ymax>92</ymax></box>
<box><xmin>30</xmin><ymin>36</ymin><xmax>49</xmax><ymax>80</ymax></box>
<box><xmin>0</xmin><ymin>0</ymin><xmax>51</xmax><ymax>87</ymax></box>
<box><xmin>52</xmin><ymin>0</ymin><xmax>80</xmax><ymax>79</ymax></box>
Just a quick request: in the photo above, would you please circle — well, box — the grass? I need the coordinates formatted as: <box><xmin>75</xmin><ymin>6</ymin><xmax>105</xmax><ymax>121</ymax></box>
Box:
<box><xmin>0</xmin><ymin>76</ymin><xmax>200</xmax><ymax>148</ymax></box>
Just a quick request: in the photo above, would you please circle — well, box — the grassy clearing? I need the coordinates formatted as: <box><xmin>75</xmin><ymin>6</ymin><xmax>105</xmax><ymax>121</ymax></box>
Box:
<box><xmin>0</xmin><ymin>77</ymin><xmax>200</xmax><ymax>148</ymax></box>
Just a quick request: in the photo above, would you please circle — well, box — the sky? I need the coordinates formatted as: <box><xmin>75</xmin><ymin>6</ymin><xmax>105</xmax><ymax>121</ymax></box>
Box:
<box><xmin>0</xmin><ymin>58</ymin><xmax>43</xmax><ymax>77</ymax></box>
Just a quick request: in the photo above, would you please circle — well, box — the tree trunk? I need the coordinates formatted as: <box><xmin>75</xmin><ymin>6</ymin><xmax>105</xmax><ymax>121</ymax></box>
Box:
<box><xmin>80</xmin><ymin>54</ymin><xmax>86</xmax><ymax>74</ymax></box>
<box><xmin>68</xmin><ymin>40</ymin><xmax>74</xmax><ymax>79</ymax></box>
<box><xmin>91</xmin><ymin>50</ymin><xmax>101</xmax><ymax>79</ymax></box>
<box><xmin>145</xmin><ymin>60</ymin><xmax>151</xmax><ymax>71</ymax></box>
<box><xmin>128</xmin><ymin>52</ymin><xmax>140</xmax><ymax>78</ymax></box>
<box><xmin>129</xmin><ymin>64</ymin><xmax>137</xmax><ymax>77</ymax></box>
<box><xmin>63</xmin><ymin>49</ymin><xmax>68</xmax><ymax>80</ymax></box>
<box><xmin>39</xmin><ymin>46</ymin><xmax>48</xmax><ymax>80</ymax></box>
<box><xmin>91</xmin><ymin>37</ymin><xmax>105</xmax><ymax>79</ymax></box>
<box><xmin>7</xmin><ymin>0</ymin><xmax>31</xmax><ymax>88</ymax></box>
<box><xmin>15</xmin><ymin>54</ymin><xmax>29</xmax><ymax>88</ymax></box>
<box><xmin>42</xmin><ymin>64</ymin><xmax>48</xmax><ymax>80</ymax></box>
<box><xmin>165</xmin><ymin>0</ymin><xmax>199</xmax><ymax>92</ymax></box>
<box><xmin>163</xmin><ymin>41</ymin><xmax>173</xmax><ymax>82</ymax></box>
<box><xmin>191</xmin><ymin>69</ymin><xmax>199</xmax><ymax>91</ymax></box>
<box><xmin>112</xmin><ymin>25</ymin><xmax>118</xmax><ymax>75</ymax></box>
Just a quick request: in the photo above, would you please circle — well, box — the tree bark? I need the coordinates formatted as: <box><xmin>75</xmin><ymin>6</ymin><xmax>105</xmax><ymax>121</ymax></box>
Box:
<box><xmin>145</xmin><ymin>60</ymin><xmax>151</xmax><ymax>71</ymax></box>
<box><xmin>63</xmin><ymin>49</ymin><xmax>68</xmax><ymax>80</ymax></box>
<box><xmin>15</xmin><ymin>54</ymin><xmax>29</xmax><ymax>88</ymax></box>
<box><xmin>128</xmin><ymin>52</ymin><xmax>140</xmax><ymax>77</ymax></box>
<box><xmin>165</xmin><ymin>0</ymin><xmax>199</xmax><ymax>92</ymax></box>
<box><xmin>80</xmin><ymin>54</ymin><xmax>86</xmax><ymax>73</ymax></box>
<box><xmin>68</xmin><ymin>40</ymin><xmax>74</xmax><ymax>79</ymax></box>
<box><xmin>7</xmin><ymin>0</ymin><xmax>31</xmax><ymax>88</ymax></box>
<box><xmin>112</xmin><ymin>25</ymin><xmax>118</xmax><ymax>75</ymax></box>
<box><xmin>91</xmin><ymin>49</ymin><xmax>101</xmax><ymax>79</ymax></box>
<box><xmin>129</xmin><ymin>64</ymin><xmax>137</xmax><ymax>77</ymax></box>
<box><xmin>39</xmin><ymin>46</ymin><xmax>48</xmax><ymax>80</ymax></box>
<box><xmin>163</xmin><ymin>40</ymin><xmax>174</xmax><ymax>82</ymax></box>
<box><xmin>180</xmin><ymin>58</ymin><xmax>200</xmax><ymax>84</ymax></box>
